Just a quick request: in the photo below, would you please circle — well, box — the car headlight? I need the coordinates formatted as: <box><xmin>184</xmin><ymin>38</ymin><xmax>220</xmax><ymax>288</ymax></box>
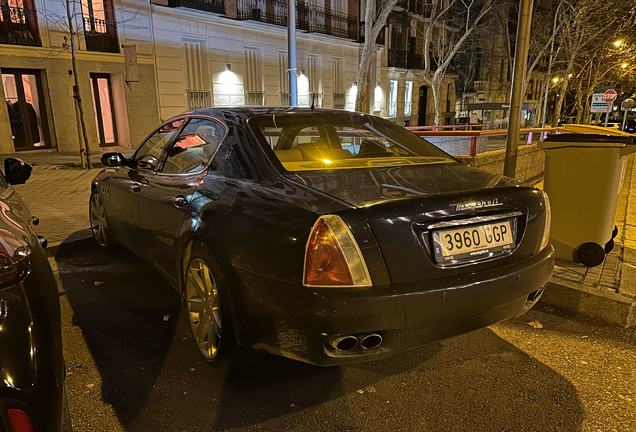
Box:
<box><xmin>540</xmin><ymin>191</ymin><xmax>551</xmax><ymax>251</ymax></box>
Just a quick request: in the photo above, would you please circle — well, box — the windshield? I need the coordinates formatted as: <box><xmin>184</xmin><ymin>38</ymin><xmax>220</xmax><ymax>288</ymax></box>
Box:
<box><xmin>249</xmin><ymin>112</ymin><xmax>456</xmax><ymax>172</ymax></box>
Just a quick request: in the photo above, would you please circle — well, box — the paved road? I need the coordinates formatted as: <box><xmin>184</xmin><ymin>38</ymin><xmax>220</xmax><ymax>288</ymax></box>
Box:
<box><xmin>53</xmin><ymin>239</ymin><xmax>636</xmax><ymax>432</ymax></box>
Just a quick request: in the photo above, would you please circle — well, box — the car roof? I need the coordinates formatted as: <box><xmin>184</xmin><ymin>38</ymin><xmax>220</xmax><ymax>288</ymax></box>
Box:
<box><xmin>166</xmin><ymin>107</ymin><xmax>366</xmax><ymax>128</ymax></box>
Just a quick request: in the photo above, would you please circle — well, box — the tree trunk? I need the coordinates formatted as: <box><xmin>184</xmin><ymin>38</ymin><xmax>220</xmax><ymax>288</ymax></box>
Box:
<box><xmin>431</xmin><ymin>75</ymin><xmax>442</xmax><ymax>126</ymax></box>
<box><xmin>553</xmin><ymin>76</ymin><xmax>569</xmax><ymax>126</ymax></box>
<box><xmin>573</xmin><ymin>79</ymin><xmax>583</xmax><ymax>124</ymax></box>
<box><xmin>355</xmin><ymin>52</ymin><xmax>371</xmax><ymax>113</ymax></box>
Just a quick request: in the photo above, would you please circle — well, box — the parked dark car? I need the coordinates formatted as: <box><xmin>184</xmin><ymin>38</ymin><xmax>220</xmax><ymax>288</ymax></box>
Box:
<box><xmin>90</xmin><ymin>108</ymin><xmax>554</xmax><ymax>366</ymax></box>
<box><xmin>0</xmin><ymin>158</ymin><xmax>71</xmax><ymax>431</ymax></box>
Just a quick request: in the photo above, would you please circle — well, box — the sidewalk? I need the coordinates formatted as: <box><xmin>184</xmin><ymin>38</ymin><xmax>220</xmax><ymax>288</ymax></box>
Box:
<box><xmin>6</xmin><ymin>149</ymin><xmax>636</xmax><ymax>327</ymax></box>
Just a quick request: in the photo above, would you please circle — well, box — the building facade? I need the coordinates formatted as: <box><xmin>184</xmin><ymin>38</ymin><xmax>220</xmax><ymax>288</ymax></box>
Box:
<box><xmin>0</xmin><ymin>0</ymin><xmax>160</xmax><ymax>154</ymax></box>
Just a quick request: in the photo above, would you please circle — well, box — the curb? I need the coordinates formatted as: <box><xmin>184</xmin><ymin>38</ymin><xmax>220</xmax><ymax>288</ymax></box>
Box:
<box><xmin>541</xmin><ymin>280</ymin><xmax>635</xmax><ymax>328</ymax></box>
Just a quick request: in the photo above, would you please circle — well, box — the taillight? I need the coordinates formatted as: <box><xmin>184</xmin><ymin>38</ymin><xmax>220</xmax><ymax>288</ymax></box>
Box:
<box><xmin>540</xmin><ymin>191</ymin><xmax>551</xmax><ymax>251</ymax></box>
<box><xmin>304</xmin><ymin>215</ymin><xmax>372</xmax><ymax>287</ymax></box>
<box><xmin>7</xmin><ymin>409</ymin><xmax>35</xmax><ymax>432</ymax></box>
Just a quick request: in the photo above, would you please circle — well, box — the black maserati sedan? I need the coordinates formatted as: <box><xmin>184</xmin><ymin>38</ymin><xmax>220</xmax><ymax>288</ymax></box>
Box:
<box><xmin>0</xmin><ymin>158</ymin><xmax>71</xmax><ymax>431</ymax></box>
<box><xmin>90</xmin><ymin>107</ymin><xmax>554</xmax><ymax>366</ymax></box>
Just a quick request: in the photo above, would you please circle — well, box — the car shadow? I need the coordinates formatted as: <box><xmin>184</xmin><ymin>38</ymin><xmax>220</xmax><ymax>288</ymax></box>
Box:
<box><xmin>56</xmin><ymin>238</ymin><xmax>585</xmax><ymax>432</ymax></box>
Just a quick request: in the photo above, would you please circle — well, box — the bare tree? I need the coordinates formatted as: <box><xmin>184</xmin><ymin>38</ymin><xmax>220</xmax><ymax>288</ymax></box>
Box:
<box><xmin>355</xmin><ymin>0</ymin><xmax>399</xmax><ymax>112</ymax></box>
<box><xmin>418</xmin><ymin>0</ymin><xmax>493</xmax><ymax>125</ymax></box>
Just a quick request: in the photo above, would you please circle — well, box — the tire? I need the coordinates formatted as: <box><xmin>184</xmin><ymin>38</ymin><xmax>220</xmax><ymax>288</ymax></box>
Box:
<box><xmin>61</xmin><ymin>384</ymin><xmax>73</xmax><ymax>432</ymax></box>
<box><xmin>89</xmin><ymin>190</ymin><xmax>110</xmax><ymax>247</ymax></box>
<box><xmin>576</xmin><ymin>242</ymin><xmax>605</xmax><ymax>267</ymax></box>
<box><xmin>183</xmin><ymin>246</ymin><xmax>264</xmax><ymax>366</ymax></box>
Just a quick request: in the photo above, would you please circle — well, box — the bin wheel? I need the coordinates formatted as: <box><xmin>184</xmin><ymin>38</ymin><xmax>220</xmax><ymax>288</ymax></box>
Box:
<box><xmin>605</xmin><ymin>239</ymin><xmax>615</xmax><ymax>254</ymax></box>
<box><xmin>612</xmin><ymin>225</ymin><xmax>618</xmax><ymax>239</ymax></box>
<box><xmin>576</xmin><ymin>242</ymin><xmax>605</xmax><ymax>267</ymax></box>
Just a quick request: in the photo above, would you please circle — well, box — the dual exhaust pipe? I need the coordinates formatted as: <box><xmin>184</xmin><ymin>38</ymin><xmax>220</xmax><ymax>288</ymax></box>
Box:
<box><xmin>329</xmin><ymin>333</ymin><xmax>383</xmax><ymax>352</ymax></box>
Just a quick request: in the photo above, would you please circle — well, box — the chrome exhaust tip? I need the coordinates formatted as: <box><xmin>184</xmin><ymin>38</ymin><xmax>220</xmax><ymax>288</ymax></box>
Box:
<box><xmin>329</xmin><ymin>335</ymin><xmax>358</xmax><ymax>351</ymax></box>
<box><xmin>360</xmin><ymin>333</ymin><xmax>383</xmax><ymax>350</ymax></box>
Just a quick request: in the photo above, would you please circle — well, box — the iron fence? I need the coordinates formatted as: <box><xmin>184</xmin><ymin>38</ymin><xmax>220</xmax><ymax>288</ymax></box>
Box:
<box><xmin>246</xmin><ymin>91</ymin><xmax>264</xmax><ymax>105</ymax></box>
<box><xmin>169</xmin><ymin>0</ymin><xmax>225</xmax><ymax>14</ymax></box>
<box><xmin>388</xmin><ymin>49</ymin><xmax>407</xmax><ymax>69</ymax></box>
<box><xmin>333</xmin><ymin>93</ymin><xmax>345</xmax><ymax>109</ymax></box>
<box><xmin>0</xmin><ymin>5</ymin><xmax>40</xmax><ymax>46</ymax></box>
<box><xmin>186</xmin><ymin>90</ymin><xmax>212</xmax><ymax>110</ymax></box>
<box><xmin>83</xmin><ymin>17</ymin><xmax>119</xmax><ymax>53</ymax></box>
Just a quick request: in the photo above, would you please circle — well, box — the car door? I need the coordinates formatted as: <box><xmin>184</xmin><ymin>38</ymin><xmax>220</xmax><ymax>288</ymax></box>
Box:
<box><xmin>107</xmin><ymin>118</ymin><xmax>185</xmax><ymax>253</ymax></box>
<box><xmin>137</xmin><ymin>116</ymin><xmax>227</xmax><ymax>284</ymax></box>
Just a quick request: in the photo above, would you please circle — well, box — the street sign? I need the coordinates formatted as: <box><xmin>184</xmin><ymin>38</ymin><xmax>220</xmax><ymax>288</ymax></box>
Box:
<box><xmin>603</xmin><ymin>89</ymin><xmax>617</xmax><ymax>103</ymax></box>
<box><xmin>591</xmin><ymin>93</ymin><xmax>610</xmax><ymax>113</ymax></box>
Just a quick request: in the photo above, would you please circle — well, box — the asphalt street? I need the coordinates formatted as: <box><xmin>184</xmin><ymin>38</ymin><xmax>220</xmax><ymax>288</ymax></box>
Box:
<box><xmin>53</xmin><ymin>239</ymin><xmax>636</xmax><ymax>432</ymax></box>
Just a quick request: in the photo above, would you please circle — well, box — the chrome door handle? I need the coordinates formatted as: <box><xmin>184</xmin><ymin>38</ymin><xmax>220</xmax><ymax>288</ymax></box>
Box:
<box><xmin>171</xmin><ymin>196</ymin><xmax>188</xmax><ymax>208</ymax></box>
<box><xmin>130</xmin><ymin>183</ymin><xmax>141</xmax><ymax>193</ymax></box>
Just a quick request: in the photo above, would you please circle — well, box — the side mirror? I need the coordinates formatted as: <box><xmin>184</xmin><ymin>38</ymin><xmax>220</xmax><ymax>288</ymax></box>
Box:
<box><xmin>137</xmin><ymin>156</ymin><xmax>158</xmax><ymax>171</ymax></box>
<box><xmin>101</xmin><ymin>152</ymin><xmax>127</xmax><ymax>167</ymax></box>
<box><xmin>4</xmin><ymin>158</ymin><xmax>32</xmax><ymax>185</ymax></box>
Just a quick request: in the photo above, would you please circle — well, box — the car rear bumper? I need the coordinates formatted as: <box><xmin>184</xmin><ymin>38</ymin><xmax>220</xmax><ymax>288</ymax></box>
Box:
<box><xmin>229</xmin><ymin>246</ymin><xmax>555</xmax><ymax>366</ymax></box>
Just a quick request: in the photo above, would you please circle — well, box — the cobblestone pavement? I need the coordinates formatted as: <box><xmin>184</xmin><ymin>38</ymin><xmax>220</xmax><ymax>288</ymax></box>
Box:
<box><xmin>15</xmin><ymin>165</ymin><xmax>103</xmax><ymax>246</ymax></box>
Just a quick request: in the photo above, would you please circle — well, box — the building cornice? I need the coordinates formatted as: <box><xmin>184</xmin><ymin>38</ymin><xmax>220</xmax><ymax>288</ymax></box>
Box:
<box><xmin>0</xmin><ymin>45</ymin><xmax>155</xmax><ymax>64</ymax></box>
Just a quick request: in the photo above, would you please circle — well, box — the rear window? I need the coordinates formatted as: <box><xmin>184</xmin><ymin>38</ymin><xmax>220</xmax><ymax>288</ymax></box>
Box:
<box><xmin>249</xmin><ymin>113</ymin><xmax>455</xmax><ymax>172</ymax></box>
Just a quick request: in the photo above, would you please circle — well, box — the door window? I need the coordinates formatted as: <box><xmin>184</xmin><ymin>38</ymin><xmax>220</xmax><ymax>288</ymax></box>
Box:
<box><xmin>132</xmin><ymin>118</ymin><xmax>185</xmax><ymax>169</ymax></box>
<box><xmin>162</xmin><ymin>118</ymin><xmax>225</xmax><ymax>174</ymax></box>
<box><xmin>2</xmin><ymin>70</ymin><xmax>48</xmax><ymax>150</ymax></box>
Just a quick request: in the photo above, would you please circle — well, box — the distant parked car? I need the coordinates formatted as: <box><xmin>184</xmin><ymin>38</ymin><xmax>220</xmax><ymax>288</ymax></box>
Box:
<box><xmin>0</xmin><ymin>158</ymin><xmax>72</xmax><ymax>431</ymax></box>
<box><xmin>90</xmin><ymin>108</ymin><xmax>554</xmax><ymax>366</ymax></box>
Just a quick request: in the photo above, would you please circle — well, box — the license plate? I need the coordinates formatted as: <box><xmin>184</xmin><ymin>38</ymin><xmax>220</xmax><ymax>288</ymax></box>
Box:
<box><xmin>432</xmin><ymin>220</ymin><xmax>515</xmax><ymax>264</ymax></box>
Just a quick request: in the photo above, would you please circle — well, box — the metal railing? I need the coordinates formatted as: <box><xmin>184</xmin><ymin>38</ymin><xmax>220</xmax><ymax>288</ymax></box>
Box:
<box><xmin>359</xmin><ymin>22</ymin><xmax>385</xmax><ymax>45</ymax></box>
<box><xmin>237</xmin><ymin>0</ymin><xmax>358</xmax><ymax>40</ymax></box>
<box><xmin>246</xmin><ymin>91</ymin><xmax>264</xmax><ymax>105</ymax></box>
<box><xmin>280</xmin><ymin>92</ymin><xmax>291</xmax><ymax>106</ymax></box>
<box><xmin>388</xmin><ymin>101</ymin><xmax>397</xmax><ymax>117</ymax></box>
<box><xmin>186</xmin><ymin>90</ymin><xmax>212</xmax><ymax>109</ymax></box>
<box><xmin>333</xmin><ymin>93</ymin><xmax>345</xmax><ymax>109</ymax></box>
<box><xmin>0</xmin><ymin>5</ymin><xmax>40</xmax><ymax>46</ymax></box>
<box><xmin>83</xmin><ymin>17</ymin><xmax>119</xmax><ymax>53</ymax></box>
<box><xmin>304</xmin><ymin>6</ymin><xmax>357</xmax><ymax>39</ymax></box>
<box><xmin>474</xmin><ymin>81</ymin><xmax>486</xmax><ymax>91</ymax></box>
<box><xmin>404</xmin><ymin>101</ymin><xmax>412</xmax><ymax>116</ymax></box>
<box><xmin>309</xmin><ymin>92</ymin><xmax>322</xmax><ymax>107</ymax></box>
<box><xmin>388</xmin><ymin>49</ymin><xmax>407</xmax><ymax>69</ymax></box>
<box><xmin>168</xmin><ymin>0</ymin><xmax>225</xmax><ymax>14</ymax></box>
<box><xmin>407</xmin><ymin>52</ymin><xmax>424</xmax><ymax>70</ymax></box>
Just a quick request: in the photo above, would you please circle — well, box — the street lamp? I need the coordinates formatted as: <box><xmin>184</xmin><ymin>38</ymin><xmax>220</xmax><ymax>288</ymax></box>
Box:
<box><xmin>622</xmin><ymin>63</ymin><xmax>628</xmax><ymax>68</ymax></box>
<box><xmin>614</xmin><ymin>40</ymin><xmax>623</xmax><ymax>47</ymax></box>
<box><xmin>552</xmin><ymin>77</ymin><xmax>559</xmax><ymax>83</ymax></box>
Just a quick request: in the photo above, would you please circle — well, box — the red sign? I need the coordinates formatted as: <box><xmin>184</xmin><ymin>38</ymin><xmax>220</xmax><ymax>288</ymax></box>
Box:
<box><xmin>603</xmin><ymin>89</ymin><xmax>617</xmax><ymax>103</ymax></box>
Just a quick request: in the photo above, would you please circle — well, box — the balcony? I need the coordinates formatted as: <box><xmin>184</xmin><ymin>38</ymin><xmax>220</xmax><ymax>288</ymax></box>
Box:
<box><xmin>399</xmin><ymin>0</ymin><xmax>431</xmax><ymax>16</ymax></box>
<box><xmin>0</xmin><ymin>5</ymin><xmax>41</xmax><ymax>46</ymax></box>
<box><xmin>83</xmin><ymin>17</ymin><xmax>119</xmax><ymax>53</ymax></box>
<box><xmin>168</xmin><ymin>0</ymin><xmax>225</xmax><ymax>13</ymax></box>
<box><xmin>359</xmin><ymin>23</ymin><xmax>385</xmax><ymax>45</ymax></box>
<box><xmin>186</xmin><ymin>90</ymin><xmax>212</xmax><ymax>109</ymax></box>
<box><xmin>474</xmin><ymin>81</ymin><xmax>486</xmax><ymax>92</ymax></box>
<box><xmin>246</xmin><ymin>91</ymin><xmax>264</xmax><ymax>105</ymax></box>
<box><xmin>237</xmin><ymin>0</ymin><xmax>358</xmax><ymax>41</ymax></box>
<box><xmin>407</xmin><ymin>52</ymin><xmax>424</xmax><ymax>70</ymax></box>
<box><xmin>388</xmin><ymin>49</ymin><xmax>407</xmax><ymax>69</ymax></box>
<box><xmin>280</xmin><ymin>92</ymin><xmax>291</xmax><ymax>106</ymax></box>
<box><xmin>333</xmin><ymin>92</ymin><xmax>345</xmax><ymax>109</ymax></box>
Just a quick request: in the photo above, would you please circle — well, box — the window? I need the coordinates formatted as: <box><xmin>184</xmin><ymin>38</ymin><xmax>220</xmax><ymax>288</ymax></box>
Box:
<box><xmin>81</xmin><ymin>0</ymin><xmax>118</xmax><ymax>52</ymax></box>
<box><xmin>132</xmin><ymin>119</ymin><xmax>185</xmax><ymax>169</ymax></box>
<box><xmin>251</xmin><ymin>112</ymin><xmax>455</xmax><ymax>172</ymax></box>
<box><xmin>245</xmin><ymin>47</ymin><xmax>263</xmax><ymax>105</ymax></box>
<box><xmin>333</xmin><ymin>58</ymin><xmax>344</xmax><ymax>109</ymax></box>
<box><xmin>389</xmin><ymin>80</ymin><xmax>398</xmax><ymax>117</ymax></box>
<box><xmin>163</xmin><ymin>118</ymin><xmax>225</xmax><ymax>174</ymax></box>
<box><xmin>404</xmin><ymin>81</ymin><xmax>413</xmax><ymax>116</ymax></box>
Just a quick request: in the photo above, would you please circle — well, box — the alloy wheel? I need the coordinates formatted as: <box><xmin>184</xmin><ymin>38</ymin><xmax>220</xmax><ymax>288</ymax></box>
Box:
<box><xmin>89</xmin><ymin>193</ymin><xmax>109</xmax><ymax>247</ymax></box>
<box><xmin>185</xmin><ymin>258</ymin><xmax>222</xmax><ymax>360</ymax></box>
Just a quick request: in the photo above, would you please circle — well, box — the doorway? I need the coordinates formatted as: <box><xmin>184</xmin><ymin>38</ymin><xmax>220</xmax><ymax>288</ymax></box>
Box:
<box><xmin>90</xmin><ymin>73</ymin><xmax>117</xmax><ymax>147</ymax></box>
<box><xmin>2</xmin><ymin>69</ymin><xmax>51</xmax><ymax>150</ymax></box>
<box><xmin>418</xmin><ymin>85</ymin><xmax>428</xmax><ymax>126</ymax></box>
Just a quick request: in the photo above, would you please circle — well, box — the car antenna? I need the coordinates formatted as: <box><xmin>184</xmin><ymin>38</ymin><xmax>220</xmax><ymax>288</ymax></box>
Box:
<box><xmin>310</xmin><ymin>93</ymin><xmax>315</xmax><ymax>110</ymax></box>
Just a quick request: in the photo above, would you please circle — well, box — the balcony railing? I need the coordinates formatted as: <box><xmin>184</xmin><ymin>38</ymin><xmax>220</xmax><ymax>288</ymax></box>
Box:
<box><xmin>474</xmin><ymin>81</ymin><xmax>485</xmax><ymax>92</ymax></box>
<box><xmin>304</xmin><ymin>6</ymin><xmax>357</xmax><ymax>40</ymax></box>
<box><xmin>404</xmin><ymin>101</ymin><xmax>412</xmax><ymax>116</ymax></box>
<box><xmin>333</xmin><ymin>93</ymin><xmax>345</xmax><ymax>109</ymax></box>
<box><xmin>0</xmin><ymin>5</ymin><xmax>41</xmax><ymax>46</ymax></box>
<box><xmin>280</xmin><ymin>92</ymin><xmax>291</xmax><ymax>106</ymax></box>
<box><xmin>83</xmin><ymin>17</ymin><xmax>119</xmax><ymax>53</ymax></box>
<box><xmin>397</xmin><ymin>0</ymin><xmax>432</xmax><ymax>16</ymax></box>
<box><xmin>168</xmin><ymin>0</ymin><xmax>225</xmax><ymax>13</ymax></box>
<box><xmin>246</xmin><ymin>91</ymin><xmax>264</xmax><ymax>105</ymax></box>
<box><xmin>186</xmin><ymin>90</ymin><xmax>212</xmax><ymax>109</ymax></box>
<box><xmin>388</xmin><ymin>49</ymin><xmax>407</xmax><ymax>69</ymax></box>
<box><xmin>407</xmin><ymin>52</ymin><xmax>424</xmax><ymax>70</ymax></box>
<box><xmin>388</xmin><ymin>101</ymin><xmax>397</xmax><ymax>117</ymax></box>
<box><xmin>309</xmin><ymin>92</ymin><xmax>322</xmax><ymax>107</ymax></box>
<box><xmin>237</xmin><ymin>0</ymin><xmax>358</xmax><ymax>40</ymax></box>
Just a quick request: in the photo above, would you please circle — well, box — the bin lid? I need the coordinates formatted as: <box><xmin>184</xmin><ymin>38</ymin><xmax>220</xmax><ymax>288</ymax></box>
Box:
<box><xmin>539</xmin><ymin>133</ymin><xmax>636</xmax><ymax>149</ymax></box>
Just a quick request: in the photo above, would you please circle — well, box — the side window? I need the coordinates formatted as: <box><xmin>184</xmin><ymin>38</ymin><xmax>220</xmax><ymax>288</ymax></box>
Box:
<box><xmin>162</xmin><ymin>118</ymin><xmax>225</xmax><ymax>174</ymax></box>
<box><xmin>132</xmin><ymin>119</ymin><xmax>185</xmax><ymax>168</ymax></box>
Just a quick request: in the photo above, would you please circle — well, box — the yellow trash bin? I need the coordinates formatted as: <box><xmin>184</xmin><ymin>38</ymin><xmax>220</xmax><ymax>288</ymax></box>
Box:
<box><xmin>539</xmin><ymin>134</ymin><xmax>636</xmax><ymax>266</ymax></box>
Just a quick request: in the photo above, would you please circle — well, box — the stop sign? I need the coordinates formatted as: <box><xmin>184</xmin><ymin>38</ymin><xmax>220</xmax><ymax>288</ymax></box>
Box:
<box><xmin>603</xmin><ymin>89</ymin><xmax>617</xmax><ymax>103</ymax></box>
